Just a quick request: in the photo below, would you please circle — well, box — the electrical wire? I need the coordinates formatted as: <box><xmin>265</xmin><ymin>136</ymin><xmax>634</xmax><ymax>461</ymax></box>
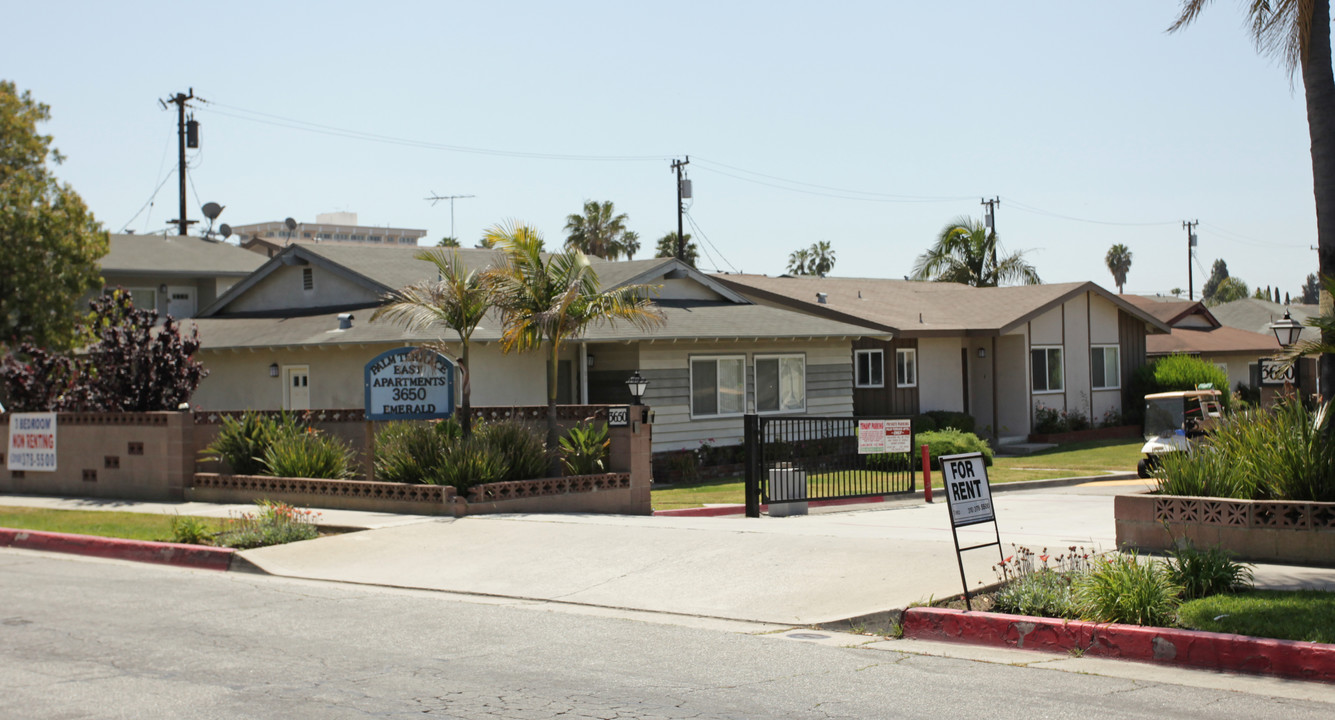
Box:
<box><xmin>119</xmin><ymin>170</ymin><xmax>176</xmax><ymax>233</ymax></box>
<box><xmin>1002</xmin><ymin>197</ymin><xmax>1179</xmax><ymax>227</ymax></box>
<box><xmin>691</xmin><ymin>156</ymin><xmax>976</xmax><ymax>203</ymax></box>
<box><xmin>1201</xmin><ymin>221</ymin><xmax>1306</xmax><ymax>249</ymax></box>
<box><xmin>684</xmin><ymin>212</ymin><xmax>738</xmax><ymax>273</ymax></box>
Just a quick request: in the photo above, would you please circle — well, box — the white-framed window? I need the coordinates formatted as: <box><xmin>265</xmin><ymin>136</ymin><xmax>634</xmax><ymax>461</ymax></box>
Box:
<box><xmin>854</xmin><ymin>349</ymin><xmax>884</xmax><ymax>388</ymax></box>
<box><xmin>124</xmin><ymin>287</ymin><xmax>157</xmax><ymax>312</ymax></box>
<box><xmin>690</xmin><ymin>356</ymin><xmax>746</xmax><ymax>418</ymax></box>
<box><xmin>895</xmin><ymin>348</ymin><xmax>918</xmax><ymax>388</ymax></box>
<box><xmin>1091</xmin><ymin>345</ymin><xmax>1120</xmax><ymax>390</ymax></box>
<box><xmin>755</xmin><ymin>354</ymin><xmax>806</xmax><ymax>414</ymax></box>
<box><xmin>1031</xmin><ymin>346</ymin><xmax>1064</xmax><ymax>393</ymax></box>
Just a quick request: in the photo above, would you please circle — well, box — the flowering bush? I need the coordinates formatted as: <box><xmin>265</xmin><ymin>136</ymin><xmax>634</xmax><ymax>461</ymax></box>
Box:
<box><xmin>215</xmin><ymin>500</ymin><xmax>321</xmax><ymax>550</ymax></box>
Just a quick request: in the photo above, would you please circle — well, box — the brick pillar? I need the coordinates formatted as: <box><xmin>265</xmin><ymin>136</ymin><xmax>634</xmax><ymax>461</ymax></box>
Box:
<box><xmin>607</xmin><ymin>405</ymin><xmax>653</xmax><ymax>514</ymax></box>
<box><xmin>167</xmin><ymin>411</ymin><xmax>193</xmax><ymax>500</ymax></box>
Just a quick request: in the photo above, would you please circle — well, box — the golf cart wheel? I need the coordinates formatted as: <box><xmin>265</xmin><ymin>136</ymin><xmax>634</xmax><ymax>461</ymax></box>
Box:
<box><xmin>1137</xmin><ymin>458</ymin><xmax>1155</xmax><ymax>479</ymax></box>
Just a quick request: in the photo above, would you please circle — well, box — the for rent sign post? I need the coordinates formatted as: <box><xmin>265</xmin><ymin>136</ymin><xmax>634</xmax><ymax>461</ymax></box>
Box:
<box><xmin>363</xmin><ymin>347</ymin><xmax>456</xmax><ymax>421</ymax></box>
<box><xmin>938</xmin><ymin>451</ymin><xmax>1004</xmax><ymax>610</ymax></box>
<box><xmin>8</xmin><ymin>412</ymin><xmax>57</xmax><ymax>472</ymax></box>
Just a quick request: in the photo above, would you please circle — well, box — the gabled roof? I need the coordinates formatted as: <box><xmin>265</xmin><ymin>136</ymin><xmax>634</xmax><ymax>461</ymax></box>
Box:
<box><xmin>1122</xmin><ymin>295</ymin><xmax>1219</xmax><ymax>328</ymax></box>
<box><xmin>1146</xmin><ymin>325</ymin><xmax>1279</xmax><ymax>356</ymax></box>
<box><xmin>101</xmin><ymin>234</ymin><xmax>265</xmax><ymax>277</ymax></box>
<box><xmin>1210</xmin><ymin>298</ymin><xmax>1321</xmax><ymax>344</ymax></box>
<box><xmin>712</xmin><ymin>274</ymin><xmax>1170</xmax><ymax>337</ymax></box>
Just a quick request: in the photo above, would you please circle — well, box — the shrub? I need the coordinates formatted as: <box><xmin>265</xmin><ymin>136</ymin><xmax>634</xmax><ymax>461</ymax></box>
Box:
<box><xmin>436</xmin><ymin>437</ymin><xmax>506</xmax><ymax>491</ymax></box>
<box><xmin>1165</xmin><ymin>541</ymin><xmax>1253</xmax><ymax>600</ymax></box>
<box><xmin>924</xmin><ymin>410</ymin><xmax>973</xmax><ymax>433</ymax></box>
<box><xmin>374</xmin><ymin>421</ymin><xmax>451</xmax><ymax>485</ymax></box>
<box><xmin>201</xmin><ymin>411</ymin><xmax>302</xmax><ymax>475</ymax></box>
<box><xmin>560</xmin><ymin>422</ymin><xmax>610</xmax><ymax>475</ymax></box>
<box><xmin>663</xmin><ymin>450</ymin><xmax>700</xmax><ymax>483</ymax></box>
<box><xmin>1033</xmin><ymin>405</ymin><xmax>1091</xmax><ymax>434</ymax></box>
<box><xmin>479</xmin><ymin>420</ymin><xmax>549</xmax><ymax>481</ymax></box>
<box><xmin>1074</xmin><ymin>551</ymin><xmax>1181</xmax><ymax>627</ymax></box>
<box><xmin>1136</xmin><ymin>354</ymin><xmax>1233</xmax><ymax>413</ymax></box>
<box><xmin>261</xmin><ymin>430</ymin><xmax>356</xmax><ymax>480</ymax></box>
<box><xmin>994</xmin><ymin>569</ymin><xmax>1079</xmax><ymax>618</ymax></box>
<box><xmin>917</xmin><ymin>429</ymin><xmax>993</xmax><ymax>468</ymax></box>
<box><xmin>216</xmin><ymin>500</ymin><xmax>320</xmax><ymax>550</ymax></box>
<box><xmin>170</xmin><ymin>515</ymin><xmax>212</xmax><ymax>545</ymax></box>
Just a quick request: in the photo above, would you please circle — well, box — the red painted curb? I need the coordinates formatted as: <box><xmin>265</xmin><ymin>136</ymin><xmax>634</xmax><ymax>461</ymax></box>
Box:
<box><xmin>654</xmin><ymin>496</ymin><xmax>889</xmax><ymax>517</ymax></box>
<box><xmin>902</xmin><ymin>607</ymin><xmax>1335</xmax><ymax>683</ymax></box>
<box><xmin>0</xmin><ymin>527</ymin><xmax>235</xmax><ymax>571</ymax></box>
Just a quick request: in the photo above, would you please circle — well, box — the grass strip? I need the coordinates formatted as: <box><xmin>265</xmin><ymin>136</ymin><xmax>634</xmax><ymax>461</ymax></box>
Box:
<box><xmin>1178</xmin><ymin>589</ymin><xmax>1335</xmax><ymax>644</ymax></box>
<box><xmin>0</xmin><ymin>506</ymin><xmax>226</xmax><ymax>543</ymax></box>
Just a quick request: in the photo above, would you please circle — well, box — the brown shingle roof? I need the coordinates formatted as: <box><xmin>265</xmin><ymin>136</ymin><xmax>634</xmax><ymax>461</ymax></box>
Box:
<box><xmin>1147</xmin><ymin>326</ymin><xmax>1280</xmax><ymax>355</ymax></box>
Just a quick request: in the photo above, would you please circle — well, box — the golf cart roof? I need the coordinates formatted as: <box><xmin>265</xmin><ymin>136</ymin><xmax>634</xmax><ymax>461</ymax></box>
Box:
<box><xmin>1144</xmin><ymin>389</ymin><xmax>1222</xmax><ymax>400</ymax></box>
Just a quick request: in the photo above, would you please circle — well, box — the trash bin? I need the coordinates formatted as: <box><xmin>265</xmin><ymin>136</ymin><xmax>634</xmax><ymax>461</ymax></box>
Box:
<box><xmin>768</xmin><ymin>463</ymin><xmax>808</xmax><ymax>517</ymax></box>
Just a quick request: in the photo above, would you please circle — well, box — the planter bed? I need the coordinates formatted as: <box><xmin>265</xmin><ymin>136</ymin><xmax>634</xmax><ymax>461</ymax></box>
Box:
<box><xmin>1116</xmin><ymin>492</ymin><xmax>1335</xmax><ymax>566</ymax></box>
<box><xmin>190</xmin><ymin>474</ymin><xmax>455</xmax><ymax>516</ymax></box>
<box><xmin>1028</xmin><ymin>424</ymin><xmax>1141</xmax><ymax>444</ymax></box>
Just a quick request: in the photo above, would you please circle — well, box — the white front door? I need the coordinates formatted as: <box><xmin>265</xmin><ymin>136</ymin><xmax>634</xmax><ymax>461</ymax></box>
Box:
<box><xmin>166</xmin><ymin>286</ymin><xmax>196</xmax><ymax>318</ymax></box>
<box><xmin>283</xmin><ymin>365</ymin><xmax>310</xmax><ymax>410</ymax></box>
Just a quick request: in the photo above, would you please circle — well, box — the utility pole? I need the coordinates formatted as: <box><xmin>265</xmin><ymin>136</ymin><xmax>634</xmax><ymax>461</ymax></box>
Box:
<box><xmin>671</xmin><ymin>157</ymin><xmax>690</xmax><ymax>260</ymax></box>
<box><xmin>981</xmin><ymin>197</ymin><xmax>1000</xmax><ymax>270</ymax></box>
<box><xmin>160</xmin><ymin>89</ymin><xmax>200</xmax><ymax>236</ymax></box>
<box><xmin>1183</xmin><ymin>220</ymin><xmax>1199</xmax><ymax>300</ymax></box>
<box><xmin>425</xmin><ymin>193</ymin><xmax>475</xmax><ymax>239</ymax></box>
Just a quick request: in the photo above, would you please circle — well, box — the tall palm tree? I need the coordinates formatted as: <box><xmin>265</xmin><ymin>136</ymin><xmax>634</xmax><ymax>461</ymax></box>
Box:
<box><xmin>811</xmin><ymin>241</ymin><xmax>836</xmax><ymax>276</ymax></box>
<box><xmin>371</xmin><ymin>249</ymin><xmax>491</xmax><ymax>436</ymax></box>
<box><xmin>483</xmin><ymin>222</ymin><xmax>666</xmax><ymax>467</ymax></box>
<box><xmin>1105</xmin><ymin>244</ymin><xmax>1133</xmax><ymax>294</ymax></box>
<box><xmin>564</xmin><ymin>200</ymin><xmax>630</xmax><ymax>259</ymax></box>
<box><xmin>1170</xmin><ymin>1</ymin><xmax>1335</xmax><ymax>397</ymax></box>
<box><xmin>911</xmin><ymin>216</ymin><xmax>1041</xmax><ymax>287</ymax></box>
<box><xmin>786</xmin><ymin>247</ymin><xmax>812</xmax><ymax>275</ymax></box>
<box><xmin>620</xmin><ymin>230</ymin><xmax>641</xmax><ymax>260</ymax></box>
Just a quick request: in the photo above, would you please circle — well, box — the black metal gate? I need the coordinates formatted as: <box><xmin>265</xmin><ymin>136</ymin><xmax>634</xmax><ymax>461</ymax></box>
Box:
<box><xmin>743</xmin><ymin>414</ymin><xmax>916</xmax><ymax>518</ymax></box>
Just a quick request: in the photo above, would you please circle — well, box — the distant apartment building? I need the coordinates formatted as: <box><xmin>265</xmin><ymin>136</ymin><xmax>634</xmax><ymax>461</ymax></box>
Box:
<box><xmin>232</xmin><ymin>212</ymin><xmax>428</xmax><ymax>257</ymax></box>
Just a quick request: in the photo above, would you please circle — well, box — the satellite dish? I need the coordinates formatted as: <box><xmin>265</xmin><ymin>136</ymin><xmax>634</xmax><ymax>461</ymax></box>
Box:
<box><xmin>202</xmin><ymin>202</ymin><xmax>224</xmax><ymax>220</ymax></box>
<box><xmin>284</xmin><ymin>217</ymin><xmax>297</xmax><ymax>230</ymax></box>
<box><xmin>220</xmin><ymin>223</ymin><xmax>232</xmax><ymax>239</ymax></box>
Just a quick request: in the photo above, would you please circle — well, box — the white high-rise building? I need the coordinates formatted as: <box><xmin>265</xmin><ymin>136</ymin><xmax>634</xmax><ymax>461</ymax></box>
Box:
<box><xmin>232</xmin><ymin>213</ymin><xmax>428</xmax><ymax>255</ymax></box>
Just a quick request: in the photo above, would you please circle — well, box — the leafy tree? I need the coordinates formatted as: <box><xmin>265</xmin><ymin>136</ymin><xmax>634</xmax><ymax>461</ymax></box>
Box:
<box><xmin>1</xmin><ymin>290</ymin><xmax>207</xmax><ymax>411</ymax></box>
<box><xmin>482</xmin><ymin>223</ymin><xmax>665</xmax><ymax>467</ymax></box>
<box><xmin>1209</xmin><ymin>276</ymin><xmax>1250</xmax><ymax>306</ymax></box>
<box><xmin>655</xmin><ymin>232</ymin><xmax>699</xmax><ymax>268</ymax></box>
<box><xmin>564</xmin><ymin>200</ymin><xmax>632</xmax><ymax>259</ymax></box>
<box><xmin>1253</xmin><ymin>287</ymin><xmax>1269</xmax><ymax>300</ymax></box>
<box><xmin>1170</xmin><ymin>1</ymin><xmax>1335</xmax><ymax>397</ymax></box>
<box><xmin>911</xmin><ymin>216</ymin><xmax>1040</xmax><ymax>287</ymax></box>
<box><xmin>1202</xmin><ymin>259</ymin><xmax>1229</xmax><ymax>303</ymax></box>
<box><xmin>1105</xmin><ymin>244</ymin><xmax>1133</xmax><ymax>294</ymax></box>
<box><xmin>1302</xmin><ymin>273</ymin><xmax>1321</xmax><ymax>304</ymax></box>
<box><xmin>436</xmin><ymin>236</ymin><xmax>460</xmax><ymax>247</ymax></box>
<box><xmin>0</xmin><ymin>80</ymin><xmax>108</xmax><ymax>351</ymax></box>
<box><xmin>372</xmin><ymin>249</ymin><xmax>490</xmax><ymax>437</ymax></box>
<box><xmin>786</xmin><ymin>241</ymin><xmax>836</xmax><ymax>276</ymax></box>
<box><xmin>1171</xmin><ymin>287</ymin><xmax>1184</xmax><ymax>297</ymax></box>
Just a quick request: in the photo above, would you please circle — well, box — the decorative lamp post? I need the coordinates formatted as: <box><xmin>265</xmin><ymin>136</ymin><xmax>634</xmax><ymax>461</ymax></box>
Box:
<box><xmin>1269</xmin><ymin>310</ymin><xmax>1304</xmax><ymax>348</ymax></box>
<box><xmin>626</xmin><ymin>371</ymin><xmax>649</xmax><ymax>405</ymax></box>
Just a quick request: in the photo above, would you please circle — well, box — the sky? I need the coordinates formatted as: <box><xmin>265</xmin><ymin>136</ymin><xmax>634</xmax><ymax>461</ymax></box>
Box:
<box><xmin>3</xmin><ymin>1</ymin><xmax>1322</xmax><ymax>299</ymax></box>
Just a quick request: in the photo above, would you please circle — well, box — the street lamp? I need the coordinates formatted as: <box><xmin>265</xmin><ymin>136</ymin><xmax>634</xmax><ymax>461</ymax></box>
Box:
<box><xmin>1269</xmin><ymin>309</ymin><xmax>1304</xmax><ymax>347</ymax></box>
<box><xmin>626</xmin><ymin>371</ymin><xmax>649</xmax><ymax>405</ymax></box>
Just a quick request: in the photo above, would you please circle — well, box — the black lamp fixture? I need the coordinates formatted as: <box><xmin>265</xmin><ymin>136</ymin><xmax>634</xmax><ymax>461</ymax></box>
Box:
<box><xmin>1269</xmin><ymin>309</ymin><xmax>1304</xmax><ymax>347</ymax></box>
<box><xmin>626</xmin><ymin>371</ymin><xmax>649</xmax><ymax>405</ymax></box>
<box><xmin>269</xmin><ymin>363</ymin><xmax>279</xmax><ymax>378</ymax></box>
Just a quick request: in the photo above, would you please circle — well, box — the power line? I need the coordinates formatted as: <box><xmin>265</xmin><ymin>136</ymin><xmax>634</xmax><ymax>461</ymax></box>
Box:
<box><xmin>692</xmin><ymin>156</ymin><xmax>974</xmax><ymax>203</ymax></box>
<box><xmin>1003</xmin><ymin>197</ymin><xmax>1179</xmax><ymax>227</ymax></box>
<box><xmin>685</xmin><ymin>212</ymin><xmax>737</xmax><ymax>273</ymax></box>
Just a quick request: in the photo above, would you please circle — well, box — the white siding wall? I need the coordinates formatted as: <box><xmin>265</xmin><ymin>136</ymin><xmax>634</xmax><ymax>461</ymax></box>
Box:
<box><xmin>655</xmin><ymin>278</ymin><xmax>730</xmax><ymax>301</ymax></box>
<box><xmin>1089</xmin><ymin>295</ymin><xmax>1123</xmax><ymax>424</ymax></box>
<box><xmin>918</xmin><ymin>336</ymin><xmax>965</xmax><ymax>412</ymax></box>
<box><xmin>228</xmin><ymin>265</ymin><xmax>380</xmax><ymax>313</ymax></box>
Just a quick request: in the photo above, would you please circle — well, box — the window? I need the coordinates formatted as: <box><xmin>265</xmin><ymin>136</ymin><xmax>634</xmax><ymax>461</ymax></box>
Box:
<box><xmin>895</xmin><ymin>348</ymin><xmax>917</xmax><ymax>388</ymax></box>
<box><xmin>691</xmin><ymin>356</ymin><xmax>745</xmax><ymax>417</ymax></box>
<box><xmin>855</xmin><ymin>349</ymin><xmax>884</xmax><ymax>388</ymax></box>
<box><xmin>1092</xmin><ymin>345</ymin><xmax>1120</xmax><ymax>389</ymax></box>
<box><xmin>755</xmin><ymin>354</ymin><xmax>806</xmax><ymax>413</ymax></box>
<box><xmin>302</xmin><ymin>267</ymin><xmax>314</xmax><ymax>291</ymax></box>
<box><xmin>125</xmin><ymin>287</ymin><xmax>156</xmax><ymax>311</ymax></box>
<box><xmin>1031</xmin><ymin>346</ymin><xmax>1063</xmax><ymax>393</ymax></box>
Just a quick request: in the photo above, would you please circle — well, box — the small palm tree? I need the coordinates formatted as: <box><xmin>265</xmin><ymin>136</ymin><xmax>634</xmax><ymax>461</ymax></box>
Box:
<box><xmin>483</xmin><ymin>222</ymin><xmax>666</xmax><ymax>467</ymax></box>
<box><xmin>564</xmin><ymin>200</ymin><xmax>630</xmax><ymax>259</ymax></box>
<box><xmin>786</xmin><ymin>242</ymin><xmax>837</xmax><ymax>276</ymax></box>
<box><xmin>912</xmin><ymin>216</ymin><xmax>1040</xmax><ymax>287</ymax></box>
<box><xmin>1105</xmin><ymin>244</ymin><xmax>1133</xmax><ymax>294</ymax></box>
<box><xmin>371</xmin><ymin>249</ymin><xmax>490</xmax><ymax>436</ymax></box>
<box><xmin>786</xmin><ymin>247</ymin><xmax>812</xmax><ymax>275</ymax></box>
<box><xmin>620</xmin><ymin>230</ymin><xmax>641</xmax><ymax>260</ymax></box>
<box><xmin>655</xmin><ymin>232</ymin><xmax>698</xmax><ymax>267</ymax></box>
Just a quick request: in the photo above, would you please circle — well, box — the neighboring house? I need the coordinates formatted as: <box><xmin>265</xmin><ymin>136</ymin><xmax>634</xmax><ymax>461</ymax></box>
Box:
<box><xmin>188</xmin><ymin>244</ymin><xmax>888</xmax><ymax>452</ymax></box>
<box><xmin>712</xmin><ymin>274</ymin><xmax>1170</xmax><ymax>442</ymax></box>
<box><xmin>99</xmin><ymin>233</ymin><xmax>265</xmax><ymax>318</ymax></box>
<box><xmin>1209</xmin><ymin>297</ymin><xmax>1321</xmax><ymax>396</ymax></box>
<box><xmin>1123</xmin><ymin>295</ymin><xmax>1282</xmax><ymax>391</ymax></box>
<box><xmin>231</xmin><ymin>212</ymin><xmax>428</xmax><ymax>254</ymax></box>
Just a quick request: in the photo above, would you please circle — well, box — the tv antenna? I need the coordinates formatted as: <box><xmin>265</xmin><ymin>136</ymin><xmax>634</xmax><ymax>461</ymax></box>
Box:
<box><xmin>425</xmin><ymin>193</ymin><xmax>475</xmax><ymax>239</ymax></box>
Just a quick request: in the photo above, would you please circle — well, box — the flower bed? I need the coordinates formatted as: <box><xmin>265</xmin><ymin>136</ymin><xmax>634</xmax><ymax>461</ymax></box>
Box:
<box><xmin>1027</xmin><ymin>424</ymin><xmax>1141</xmax><ymax>444</ymax></box>
<box><xmin>1115</xmin><ymin>492</ymin><xmax>1335</xmax><ymax>566</ymax></box>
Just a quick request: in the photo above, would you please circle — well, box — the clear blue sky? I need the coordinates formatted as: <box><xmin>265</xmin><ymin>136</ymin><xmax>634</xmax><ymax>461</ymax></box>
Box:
<box><xmin>4</xmin><ymin>1</ymin><xmax>1320</xmax><ymax>298</ymax></box>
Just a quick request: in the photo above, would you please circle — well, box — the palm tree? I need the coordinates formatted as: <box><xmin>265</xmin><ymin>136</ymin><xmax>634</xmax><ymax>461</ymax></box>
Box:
<box><xmin>483</xmin><ymin>223</ymin><xmax>666</xmax><ymax>468</ymax></box>
<box><xmin>564</xmin><ymin>200</ymin><xmax>630</xmax><ymax>259</ymax></box>
<box><xmin>655</xmin><ymin>232</ymin><xmax>698</xmax><ymax>267</ymax></box>
<box><xmin>911</xmin><ymin>216</ymin><xmax>1041</xmax><ymax>287</ymax></box>
<box><xmin>437</xmin><ymin>236</ymin><xmax>460</xmax><ymax>248</ymax></box>
<box><xmin>620</xmin><ymin>230</ymin><xmax>641</xmax><ymax>260</ymax></box>
<box><xmin>1105</xmin><ymin>244</ymin><xmax>1133</xmax><ymax>294</ymax></box>
<box><xmin>787</xmin><ymin>242</ymin><xmax>837</xmax><ymax>276</ymax></box>
<box><xmin>480</xmin><ymin>219</ymin><xmax>543</xmax><ymax>251</ymax></box>
<box><xmin>1170</xmin><ymin>1</ymin><xmax>1335</xmax><ymax>397</ymax></box>
<box><xmin>371</xmin><ymin>249</ymin><xmax>491</xmax><ymax>436</ymax></box>
<box><xmin>786</xmin><ymin>247</ymin><xmax>812</xmax><ymax>275</ymax></box>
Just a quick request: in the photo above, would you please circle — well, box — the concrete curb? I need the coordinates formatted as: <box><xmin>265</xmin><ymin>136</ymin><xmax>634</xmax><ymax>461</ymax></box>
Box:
<box><xmin>0</xmin><ymin>527</ymin><xmax>236</xmax><ymax>571</ymax></box>
<box><xmin>902</xmin><ymin>607</ymin><xmax>1335</xmax><ymax>683</ymax></box>
<box><xmin>654</xmin><ymin>472</ymin><xmax>1137</xmax><ymax>517</ymax></box>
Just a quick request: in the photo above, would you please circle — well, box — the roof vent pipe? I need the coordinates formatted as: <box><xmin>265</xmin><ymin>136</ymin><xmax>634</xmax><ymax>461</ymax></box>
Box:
<box><xmin>816</xmin><ymin>292</ymin><xmax>828</xmax><ymax>304</ymax></box>
<box><xmin>338</xmin><ymin>313</ymin><xmax>353</xmax><ymax>330</ymax></box>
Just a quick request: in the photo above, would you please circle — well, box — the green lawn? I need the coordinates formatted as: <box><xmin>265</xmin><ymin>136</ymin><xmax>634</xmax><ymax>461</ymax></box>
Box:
<box><xmin>1178</xmin><ymin>590</ymin><xmax>1335</xmax><ymax>644</ymax></box>
<box><xmin>653</xmin><ymin>438</ymin><xmax>1143</xmax><ymax>511</ymax></box>
<box><xmin>0</xmin><ymin>506</ymin><xmax>228</xmax><ymax>542</ymax></box>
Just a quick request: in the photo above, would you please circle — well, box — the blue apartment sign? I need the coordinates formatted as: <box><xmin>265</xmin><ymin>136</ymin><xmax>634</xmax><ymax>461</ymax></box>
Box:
<box><xmin>363</xmin><ymin>347</ymin><xmax>455</xmax><ymax>421</ymax></box>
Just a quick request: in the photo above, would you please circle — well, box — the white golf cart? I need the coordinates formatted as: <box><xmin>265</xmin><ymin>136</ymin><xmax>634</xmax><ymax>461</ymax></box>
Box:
<box><xmin>1136</xmin><ymin>387</ymin><xmax>1224</xmax><ymax>478</ymax></box>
